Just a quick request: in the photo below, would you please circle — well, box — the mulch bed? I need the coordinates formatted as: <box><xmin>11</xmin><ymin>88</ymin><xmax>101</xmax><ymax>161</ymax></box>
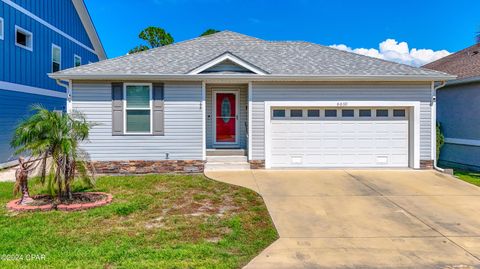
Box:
<box><xmin>6</xmin><ymin>192</ymin><xmax>113</xmax><ymax>212</ymax></box>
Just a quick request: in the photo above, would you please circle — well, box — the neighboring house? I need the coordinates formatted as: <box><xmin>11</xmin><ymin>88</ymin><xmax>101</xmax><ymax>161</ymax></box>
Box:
<box><xmin>0</xmin><ymin>0</ymin><xmax>106</xmax><ymax>166</ymax></box>
<box><xmin>423</xmin><ymin>43</ymin><xmax>480</xmax><ymax>170</ymax></box>
<box><xmin>49</xmin><ymin>31</ymin><xmax>454</xmax><ymax>173</ymax></box>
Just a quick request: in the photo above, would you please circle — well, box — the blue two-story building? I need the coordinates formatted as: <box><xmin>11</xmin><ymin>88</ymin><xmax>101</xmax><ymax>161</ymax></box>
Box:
<box><xmin>0</xmin><ymin>0</ymin><xmax>106</xmax><ymax>166</ymax></box>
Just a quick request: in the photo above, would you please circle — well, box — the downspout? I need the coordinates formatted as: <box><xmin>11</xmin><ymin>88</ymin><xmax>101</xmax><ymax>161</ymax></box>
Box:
<box><xmin>431</xmin><ymin>81</ymin><xmax>447</xmax><ymax>172</ymax></box>
<box><xmin>56</xmin><ymin>79</ymin><xmax>72</xmax><ymax>113</ymax></box>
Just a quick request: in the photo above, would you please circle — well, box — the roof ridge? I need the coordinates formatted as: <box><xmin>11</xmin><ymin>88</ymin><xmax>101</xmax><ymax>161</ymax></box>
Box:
<box><xmin>308</xmin><ymin>41</ymin><xmax>451</xmax><ymax>76</ymax></box>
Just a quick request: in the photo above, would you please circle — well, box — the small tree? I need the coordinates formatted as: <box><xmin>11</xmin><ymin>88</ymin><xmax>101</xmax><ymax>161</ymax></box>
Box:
<box><xmin>200</xmin><ymin>29</ymin><xmax>220</xmax><ymax>37</ymax></box>
<box><xmin>11</xmin><ymin>106</ymin><xmax>95</xmax><ymax>201</ymax></box>
<box><xmin>129</xmin><ymin>26</ymin><xmax>174</xmax><ymax>54</ymax></box>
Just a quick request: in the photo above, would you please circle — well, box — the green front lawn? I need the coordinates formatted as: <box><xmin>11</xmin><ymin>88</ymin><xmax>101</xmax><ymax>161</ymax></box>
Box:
<box><xmin>0</xmin><ymin>174</ymin><xmax>278</xmax><ymax>269</ymax></box>
<box><xmin>454</xmin><ymin>170</ymin><xmax>480</xmax><ymax>187</ymax></box>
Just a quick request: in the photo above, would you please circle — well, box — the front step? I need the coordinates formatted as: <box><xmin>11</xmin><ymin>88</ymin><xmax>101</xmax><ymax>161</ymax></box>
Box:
<box><xmin>204</xmin><ymin>162</ymin><xmax>251</xmax><ymax>171</ymax></box>
<box><xmin>206</xmin><ymin>149</ymin><xmax>246</xmax><ymax>156</ymax></box>
<box><xmin>205</xmin><ymin>149</ymin><xmax>250</xmax><ymax>171</ymax></box>
<box><xmin>207</xmin><ymin>156</ymin><xmax>248</xmax><ymax>162</ymax></box>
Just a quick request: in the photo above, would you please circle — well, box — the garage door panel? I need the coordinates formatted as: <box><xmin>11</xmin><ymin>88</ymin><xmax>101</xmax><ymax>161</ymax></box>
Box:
<box><xmin>269</xmin><ymin>107</ymin><xmax>409</xmax><ymax>168</ymax></box>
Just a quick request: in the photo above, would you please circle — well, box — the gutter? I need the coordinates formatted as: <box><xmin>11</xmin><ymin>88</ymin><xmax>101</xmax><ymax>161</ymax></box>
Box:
<box><xmin>48</xmin><ymin>73</ymin><xmax>456</xmax><ymax>82</ymax></box>
<box><xmin>56</xmin><ymin>79</ymin><xmax>72</xmax><ymax>113</ymax></box>
<box><xmin>444</xmin><ymin>76</ymin><xmax>480</xmax><ymax>87</ymax></box>
<box><xmin>431</xmin><ymin>81</ymin><xmax>447</xmax><ymax>172</ymax></box>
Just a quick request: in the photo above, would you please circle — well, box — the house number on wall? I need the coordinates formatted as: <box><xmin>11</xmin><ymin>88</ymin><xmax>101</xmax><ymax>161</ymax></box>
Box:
<box><xmin>337</xmin><ymin>102</ymin><xmax>348</xmax><ymax>107</ymax></box>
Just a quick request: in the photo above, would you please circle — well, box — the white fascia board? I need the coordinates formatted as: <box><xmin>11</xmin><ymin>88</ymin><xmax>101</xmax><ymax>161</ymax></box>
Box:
<box><xmin>71</xmin><ymin>0</ymin><xmax>107</xmax><ymax>59</ymax></box>
<box><xmin>188</xmin><ymin>53</ymin><xmax>267</xmax><ymax>75</ymax></box>
<box><xmin>48</xmin><ymin>73</ymin><xmax>456</xmax><ymax>82</ymax></box>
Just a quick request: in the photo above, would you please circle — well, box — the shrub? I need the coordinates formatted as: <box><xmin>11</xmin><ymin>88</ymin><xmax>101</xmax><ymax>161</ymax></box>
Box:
<box><xmin>436</xmin><ymin>122</ymin><xmax>445</xmax><ymax>161</ymax></box>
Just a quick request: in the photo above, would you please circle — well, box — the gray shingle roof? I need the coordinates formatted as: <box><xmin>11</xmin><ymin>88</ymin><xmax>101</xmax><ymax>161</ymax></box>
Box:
<box><xmin>54</xmin><ymin>31</ymin><xmax>451</xmax><ymax>78</ymax></box>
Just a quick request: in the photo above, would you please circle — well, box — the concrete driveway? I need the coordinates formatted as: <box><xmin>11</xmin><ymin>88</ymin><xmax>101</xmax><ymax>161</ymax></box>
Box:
<box><xmin>205</xmin><ymin>170</ymin><xmax>480</xmax><ymax>269</ymax></box>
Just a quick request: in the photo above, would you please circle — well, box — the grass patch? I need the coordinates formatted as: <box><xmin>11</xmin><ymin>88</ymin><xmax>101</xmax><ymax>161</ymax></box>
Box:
<box><xmin>0</xmin><ymin>174</ymin><xmax>278</xmax><ymax>268</ymax></box>
<box><xmin>454</xmin><ymin>170</ymin><xmax>480</xmax><ymax>187</ymax></box>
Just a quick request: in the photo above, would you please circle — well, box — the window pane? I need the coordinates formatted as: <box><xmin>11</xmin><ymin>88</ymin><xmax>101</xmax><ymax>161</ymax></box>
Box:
<box><xmin>52</xmin><ymin>62</ymin><xmax>60</xmax><ymax>73</ymax></box>
<box><xmin>126</xmin><ymin>86</ymin><xmax>150</xmax><ymax>108</ymax></box>
<box><xmin>308</xmin><ymin>109</ymin><xmax>320</xmax><ymax>117</ymax></box>
<box><xmin>273</xmin><ymin>109</ymin><xmax>285</xmax><ymax>117</ymax></box>
<box><xmin>16</xmin><ymin>32</ymin><xmax>27</xmax><ymax>46</ymax></box>
<box><xmin>359</xmin><ymin>109</ymin><xmax>371</xmax><ymax>117</ymax></box>
<box><xmin>290</xmin><ymin>109</ymin><xmax>303</xmax><ymax>117</ymax></box>
<box><xmin>342</xmin><ymin>109</ymin><xmax>354</xmax><ymax>117</ymax></box>
<box><xmin>393</xmin><ymin>109</ymin><xmax>406</xmax><ymax>117</ymax></box>
<box><xmin>126</xmin><ymin>110</ymin><xmax>150</xmax><ymax>133</ymax></box>
<box><xmin>52</xmin><ymin>46</ymin><xmax>61</xmax><ymax>63</ymax></box>
<box><xmin>325</xmin><ymin>109</ymin><xmax>337</xmax><ymax>117</ymax></box>
<box><xmin>376</xmin><ymin>109</ymin><xmax>389</xmax><ymax>117</ymax></box>
<box><xmin>74</xmin><ymin>56</ymin><xmax>81</xmax><ymax>67</ymax></box>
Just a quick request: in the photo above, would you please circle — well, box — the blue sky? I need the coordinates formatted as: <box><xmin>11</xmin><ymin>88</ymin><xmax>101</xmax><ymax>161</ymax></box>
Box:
<box><xmin>85</xmin><ymin>0</ymin><xmax>479</xmax><ymax>65</ymax></box>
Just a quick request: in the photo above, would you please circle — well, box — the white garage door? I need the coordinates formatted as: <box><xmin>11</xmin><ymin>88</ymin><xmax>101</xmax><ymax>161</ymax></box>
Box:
<box><xmin>269</xmin><ymin>107</ymin><xmax>409</xmax><ymax>168</ymax></box>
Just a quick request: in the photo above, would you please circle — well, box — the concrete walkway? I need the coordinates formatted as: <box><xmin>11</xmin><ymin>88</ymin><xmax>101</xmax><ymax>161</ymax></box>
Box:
<box><xmin>205</xmin><ymin>169</ymin><xmax>480</xmax><ymax>269</ymax></box>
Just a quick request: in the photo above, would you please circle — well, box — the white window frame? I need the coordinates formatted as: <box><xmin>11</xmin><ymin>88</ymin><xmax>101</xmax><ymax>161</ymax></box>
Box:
<box><xmin>15</xmin><ymin>25</ymin><xmax>33</xmax><ymax>51</ymax></box>
<box><xmin>0</xmin><ymin>17</ymin><xmax>4</xmax><ymax>40</ymax></box>
<box><xmin>51</xmin><ymin>44</ymin><xmax>61</xmax><ymax>72</ymax></box>
<box><xmin>123</xmin><ymin>83</ymin><xmax>153</xmax><ymax>135</ymax></box>
<box><xmin>74</xmin><ymin>54</ymin><xmax>82</xmax><ymax>67</ymax></box>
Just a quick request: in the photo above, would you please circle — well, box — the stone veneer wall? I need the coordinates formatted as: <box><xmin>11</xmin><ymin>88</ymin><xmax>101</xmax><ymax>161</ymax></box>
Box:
<box><xmin>249</xmin><ymin>160</ymin><xmax>265</xmax><ymax>169</ymax></box>
<box><xmin>91</xmin><ymin>160</ymin><xmax>205</xmax><ymax>174</ymax></box>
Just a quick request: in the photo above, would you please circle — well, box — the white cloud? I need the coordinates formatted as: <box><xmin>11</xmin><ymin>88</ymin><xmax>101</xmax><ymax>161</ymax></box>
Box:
<box><xmin>329</xmin><ymin>39</ymin><xmax>450</xmax><ymax>67</ymax></box>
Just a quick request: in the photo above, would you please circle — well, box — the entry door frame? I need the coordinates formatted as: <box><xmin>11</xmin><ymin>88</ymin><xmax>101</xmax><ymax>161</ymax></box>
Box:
<box><xmin>264</xmin><ymin>101</ymin><xmax>421</xmax><ymax>169</ymax></box>
<box><xmin>212</xmin><ymin>89</ymin><xmax>240</xmax><ymax>146</ymax></box>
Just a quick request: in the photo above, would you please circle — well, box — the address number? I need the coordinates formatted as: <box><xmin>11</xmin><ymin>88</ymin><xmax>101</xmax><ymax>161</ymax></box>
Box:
<box><xmin>336</xmin><ymin>102</ymin><xmax>348</xmax><ymax>107</ymax></box>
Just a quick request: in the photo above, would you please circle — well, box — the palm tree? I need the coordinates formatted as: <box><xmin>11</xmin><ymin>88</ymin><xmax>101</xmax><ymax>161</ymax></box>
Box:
<box><xmin>11</xmin><ymin>106</ymin><xmax>94</xmax><ymax>201</ymax></box>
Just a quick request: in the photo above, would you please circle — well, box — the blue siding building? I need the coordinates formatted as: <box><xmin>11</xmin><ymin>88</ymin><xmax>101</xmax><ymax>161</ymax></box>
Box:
<box><xmin>424</xmin><ymin>43</ymin><xmax>480</xmax><ymax>171</ymax></box>
<box><xmin>0</xmin><ymin>0</ymin><xmax>106</xmax><ymax>165</ymax></box>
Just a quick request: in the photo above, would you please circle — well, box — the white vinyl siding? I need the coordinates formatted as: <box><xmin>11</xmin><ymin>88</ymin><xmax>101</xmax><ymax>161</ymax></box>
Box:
<box><xmin>251</xmin><ymin>82</ymin><xmax>433</xmax><ymax>161</ymax></box>
<box><xmin>72</xmin><ymin>81</ymin><xmax>203</xmax><ymax>161</ymax></box>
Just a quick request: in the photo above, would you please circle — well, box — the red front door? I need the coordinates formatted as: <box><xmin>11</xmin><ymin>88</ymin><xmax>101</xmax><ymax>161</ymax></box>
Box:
<box><xmin>215</xmin><ymin>92</ymin><xmax>237</xmax><ymax>143</ymax></box>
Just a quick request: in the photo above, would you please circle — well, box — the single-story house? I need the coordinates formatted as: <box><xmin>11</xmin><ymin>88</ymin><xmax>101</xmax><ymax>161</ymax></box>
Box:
<box><xmin>423</xmin><ymin>43</ymin><xmax>480</xmax><ymax>171</ymax></box>
<box><xmin>49</xmin><ymin>31</ymin><xmax>454</xmax><ymax>173</ymax></box>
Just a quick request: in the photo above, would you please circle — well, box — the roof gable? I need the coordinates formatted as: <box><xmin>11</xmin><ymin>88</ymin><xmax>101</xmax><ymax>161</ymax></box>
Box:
<box><xmin>188</xmin><ymin>52</ymin><xmax>267</xmax><ymax>75</ymax></box>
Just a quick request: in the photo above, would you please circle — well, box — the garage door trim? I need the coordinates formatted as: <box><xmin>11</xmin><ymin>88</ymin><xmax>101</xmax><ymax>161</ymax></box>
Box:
<box><xmin>264</xmin><ymin>101</ymin><xmax>421</xmax><ymax>169</ymax></box>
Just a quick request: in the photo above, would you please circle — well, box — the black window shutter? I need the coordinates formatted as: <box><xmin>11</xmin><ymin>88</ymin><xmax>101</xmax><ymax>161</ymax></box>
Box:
<box><xmin>152</xmin><ymin>83</ymin><xmax>165</xmax><ymax>136</ymax></box>
<box><xmin>111</xmin><ymin>82</ymin><xmax>124</xmax><ymax>135</ymax></box>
